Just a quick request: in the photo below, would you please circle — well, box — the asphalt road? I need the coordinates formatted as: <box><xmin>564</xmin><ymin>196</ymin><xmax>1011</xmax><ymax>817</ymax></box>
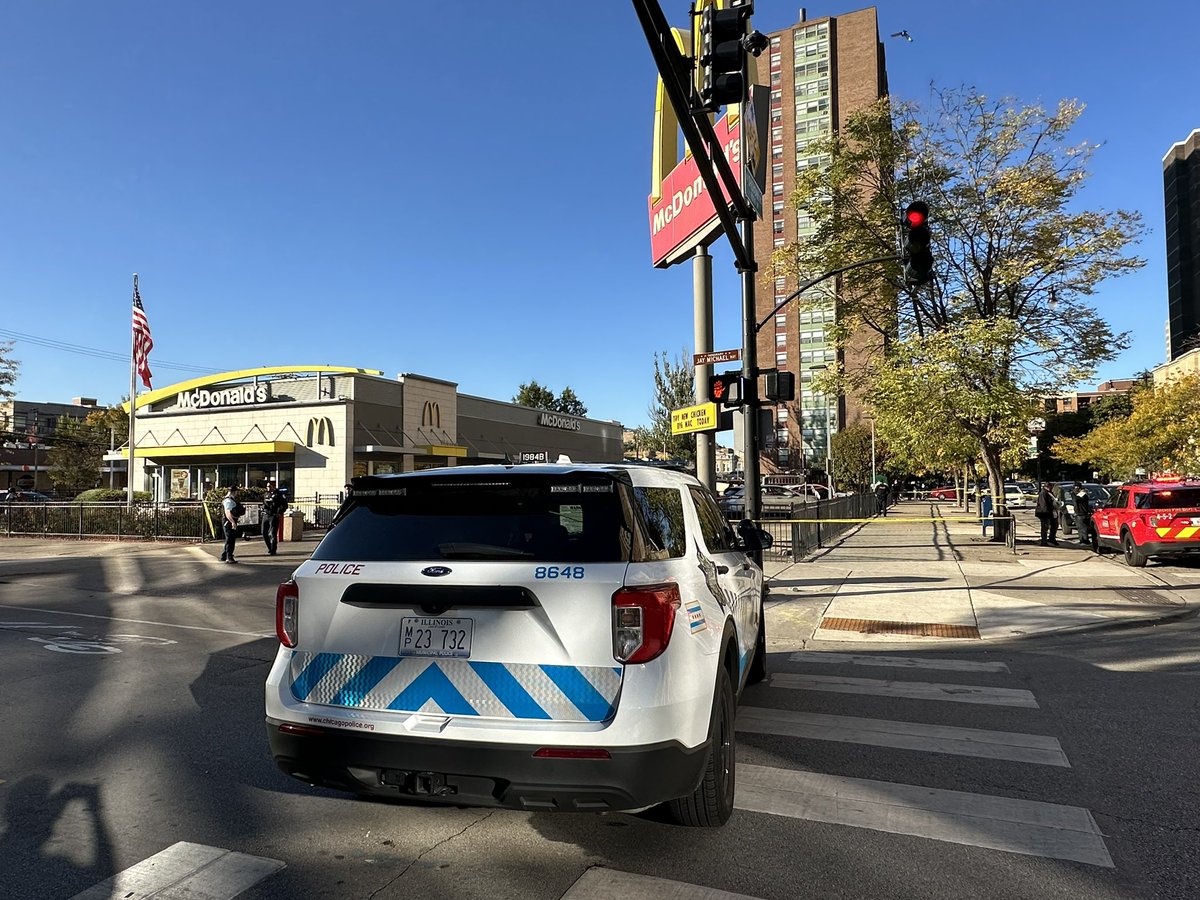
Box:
<box><xmin>0</xmin><ymin>539</ymin><xmax>1196</xmax><ymax>900</ymax></box>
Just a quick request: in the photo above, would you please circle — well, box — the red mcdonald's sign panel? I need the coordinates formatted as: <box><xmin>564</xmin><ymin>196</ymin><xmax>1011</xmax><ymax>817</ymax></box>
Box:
<box><xmin>648</xmin><ymin>114</ymin><xmax>742</xmax><ymax>269</ymax></box>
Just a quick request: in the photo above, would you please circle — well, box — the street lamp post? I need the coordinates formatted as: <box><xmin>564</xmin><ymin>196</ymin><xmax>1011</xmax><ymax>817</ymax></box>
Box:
<box><xmin>870</xmin><ymin>416</ymin><xmax>876</xmax><ymax>486</ymax></box>
<box><xmin>29</xmin><ymin>410</ymin><xmax>39</xmax><ymax>493</ymax></box>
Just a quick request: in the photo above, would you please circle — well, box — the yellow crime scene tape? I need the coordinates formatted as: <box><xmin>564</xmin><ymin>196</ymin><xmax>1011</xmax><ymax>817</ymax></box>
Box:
<box><xmin>757</xmin><ymin>516</ymin><xmax>1014</xmax><ymax>523</ymax></box>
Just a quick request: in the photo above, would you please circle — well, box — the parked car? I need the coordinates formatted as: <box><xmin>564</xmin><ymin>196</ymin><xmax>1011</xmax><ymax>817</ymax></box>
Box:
<box><xmin>718</xmin><ymin>484</ymin><xmax>817</xmax><ymax>517</ymax></box>
<box><xmin>1094</xmin><ymin>478</ymin><xmax>1200</xmax><ymax>566</ymax></box>
<box><xmin>929</xmin><ymin>486</ymin><xmax>958</xmax><ymax>501</ymax></box>
<box><xmin>7</xmin><ymin>490</ymin><xmax>52</xmax><ymax>502</ymax></box>
<box><xmin>1003</xmin><ymin>483</ymin><xmax>1035</xmax><ymax>509</ymax></box>
<box><xmin>1050</xmin><ymin>482</ymin><xmax>1113</xmax><ymax>534</ymax></box>
<box><xmin>265</xmin><ymin>463</ymin><xmax>771</xmax><ymax>826</ymax></box>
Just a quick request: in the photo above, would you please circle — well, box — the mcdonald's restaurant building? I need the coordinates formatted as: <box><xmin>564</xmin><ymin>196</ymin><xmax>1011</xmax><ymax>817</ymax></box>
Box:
<box><xmin>117</xmin><ymin>366</ymin><xmax>624</xmax><ymax>501</ymax></box>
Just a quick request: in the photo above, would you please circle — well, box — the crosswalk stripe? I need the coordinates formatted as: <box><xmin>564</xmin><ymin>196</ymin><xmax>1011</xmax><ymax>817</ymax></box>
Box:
<box><xmin>737</xmin><ymin>706</ymin><xmax>1070</xmax><ymax>766</ymax></box>
<box><xmin>769</xmin><ymin>672</ymin><xmax>1039</xmax><ymax>708</ymax></box>
<box><xmin>70</xmin><ymin>841</ymin><xmax>284</xmax><ymax>900</ymax></box>
<box><xmin>789</xmin><ymin>651</ymin><xmax>1011</xmax><ymax>673</ymax></box>
<box><xmin>736</xmin><ymin>764</ymin><xmax>1113</xmax><ymax>868</ymax></box>
<box><xmin>563</xmin><ymin>867</ymin><xmax>763</xmax><ymax>899</ymax></box>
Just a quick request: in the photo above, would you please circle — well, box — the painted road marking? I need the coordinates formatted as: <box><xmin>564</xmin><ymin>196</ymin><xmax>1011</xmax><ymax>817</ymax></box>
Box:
<box><xmin>736</xmin><ymin>764</ymin><xmax>1113</xmax><ymax>868</ymax></box>
<box><xmin>563</xmin><ymin>867</ymin><xmax>763</xmax><ymax>899</ymax></box>
<box><xmin>737</xmin><ymin>706</ymin><xmax>1069</xmax><ymax>767</ymax></box>
<box><xmin>70</xmin><ymin>841</ymin><xmax>284</xmax><ymax>900</ymax></box>
<box><xmin>789</xmin><ymin>652</ymin><xmax>1010</xmax><ymax>673</ymax></box>
<box><xmin>769</xmin><ymin>672</ymin><xmax>1039</xmax><ymax>708</ymax></box>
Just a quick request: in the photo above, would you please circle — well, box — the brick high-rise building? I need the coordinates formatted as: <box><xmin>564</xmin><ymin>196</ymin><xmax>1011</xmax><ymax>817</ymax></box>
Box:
<box><xmin>752</xmin><ymin>7</ymin><xmax>888</xmax><ymax>475</ymax></box>
<box><xmin>1164</xmin><ymin>128</ymin><xmax>1200</xmax><ymax>361</ymax></box>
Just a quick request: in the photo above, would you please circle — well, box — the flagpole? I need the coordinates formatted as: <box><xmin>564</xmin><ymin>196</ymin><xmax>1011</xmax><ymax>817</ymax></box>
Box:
<box><xmin>127</xmin><ymin>273</ymin><xmax>138</xmax><ymax>509</ymax></box>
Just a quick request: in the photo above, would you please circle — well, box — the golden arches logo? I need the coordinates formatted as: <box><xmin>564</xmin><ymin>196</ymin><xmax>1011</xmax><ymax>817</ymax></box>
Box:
<box><xmin>421</xmin><ymin>401</ymin><xmax>441</xmax><ymax>428</ymax></box>
<box><xmin>306</xmin><ymin>417</ymin><xmax>335</xmax><ymax>447</ymax></box>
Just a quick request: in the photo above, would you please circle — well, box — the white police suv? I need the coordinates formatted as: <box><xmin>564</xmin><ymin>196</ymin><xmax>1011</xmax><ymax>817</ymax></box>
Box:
<box><xmin>265</xmin><ymin>463</ymin><xmax>771</xmax><ymax>826</ymax></box>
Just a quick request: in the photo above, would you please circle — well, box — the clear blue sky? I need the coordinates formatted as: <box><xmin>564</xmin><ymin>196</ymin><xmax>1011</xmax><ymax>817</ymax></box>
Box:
<box><xmin>1</xmin><ymin>1</ymin><xmax>1194</xmax><ymax>429</ymax></box>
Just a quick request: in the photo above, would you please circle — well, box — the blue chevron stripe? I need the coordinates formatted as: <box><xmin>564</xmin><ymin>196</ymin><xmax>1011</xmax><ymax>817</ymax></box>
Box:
<box><xmin>330</xmin><ymin>656</ymin><xmax>401</xmax><ymax>707</ymax></box>
<box><xmin>386</xmin><ymin>662</ymin><xmax>477</xmax><ymax>715</ymax></box>
<box><xmin>292</xmin><ymin>652</ymin><xmax>342</xmax><ymax>701</ymax></box>
<box><xmin>468</xmin><ymin>661</ymin><xmax>550</xmax><ymax>719</ymax></box>
<box><xmin>541</xmin><ymin>664</ymin><xmax>613</xmax><ymax>722</ymax></box>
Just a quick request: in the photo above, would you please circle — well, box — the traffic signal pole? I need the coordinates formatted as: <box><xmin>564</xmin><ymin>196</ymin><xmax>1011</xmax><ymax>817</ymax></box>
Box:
<box><xmin>694</xmin><ymin>246</ymin><xmax>716</xmax><ymax>490</ymax></box>
<box><xmin>739</xmin><ymin>213</ymin><xmax>761</xmax><ymax>525</ymax></box>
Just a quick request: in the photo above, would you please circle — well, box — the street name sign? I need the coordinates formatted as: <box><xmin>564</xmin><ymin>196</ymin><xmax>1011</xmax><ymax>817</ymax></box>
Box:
<box><xmin>694</xmin><ymin>349</ymin><xmax>741</xmax><ymax>366</ymax></box>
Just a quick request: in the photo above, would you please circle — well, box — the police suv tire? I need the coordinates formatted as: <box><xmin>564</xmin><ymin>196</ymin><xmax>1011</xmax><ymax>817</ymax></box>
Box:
<box><xmin>667</xmin><ymin>665</ymin><xmax>736</xmax><ymax>827</ymax></box>
<box><xmin>1059</xmin><ymin>512</ymin><xmax>1072</xmax><ymax>535</ymax></box>
<box><xmin>1122</xmin><ymin>532</ymin><xmax>1148</xmax><ymax>568</ymax></box>
<box><xmin>746</xmin><ymin>609</ymin><xmax>767</xmax><ymax>686</ymax></box>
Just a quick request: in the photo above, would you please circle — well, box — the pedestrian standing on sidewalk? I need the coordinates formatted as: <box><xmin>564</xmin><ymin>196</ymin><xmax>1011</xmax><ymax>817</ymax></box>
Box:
<box><xmin>1035</xmin><ymin>482</ymin><xmax>1059</xmax><ymax>546</ymax></box>
<box><xmin>220</xmin><ymin>486</ymin><xmax>243</xmax><ymax>564</ymax></box>
<box><xmin>873</xmin><ymin>480</ymin><xmax>890</xmax><ymax>516</ymax></box>
<box><xmin>1073</xmin><ymin>481</ymin><xmax>1097</xmax><ymax>551</ymax></box>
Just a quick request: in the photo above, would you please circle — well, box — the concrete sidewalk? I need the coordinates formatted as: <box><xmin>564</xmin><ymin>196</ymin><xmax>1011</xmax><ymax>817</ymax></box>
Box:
<box><xmin>762</xmin><ymin>499</ymin><xmax>1200</xmax><ymax>648</ymax></box>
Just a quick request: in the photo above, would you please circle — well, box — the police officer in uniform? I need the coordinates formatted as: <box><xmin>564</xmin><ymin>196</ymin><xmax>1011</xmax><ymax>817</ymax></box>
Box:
<box><xmin>261</xmin><ymin>479</ymin><xmax>288</xmax><ymax>556</ymax></box>
<box><xmin>220</xmin><ymin>486</ymin><xmax>241</xmax><ymax>563</ymax></box>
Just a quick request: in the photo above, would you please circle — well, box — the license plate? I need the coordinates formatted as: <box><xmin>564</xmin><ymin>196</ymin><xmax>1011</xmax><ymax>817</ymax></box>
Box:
<box><xmin>399</xmin><ymin>617</ymin><xmax>473</xmax><ymax>659</ymax></box>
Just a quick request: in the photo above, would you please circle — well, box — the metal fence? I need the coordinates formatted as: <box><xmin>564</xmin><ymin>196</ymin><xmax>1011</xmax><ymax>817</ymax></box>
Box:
<box><xmin>1</xmin><ymin>496</ymin><xmax>345</xmax><ymax>542</ymax></box>
<box><xmin>750</xmin><ymin>492</ymin><xmax>878</xmax><ymax>561</ymax></box>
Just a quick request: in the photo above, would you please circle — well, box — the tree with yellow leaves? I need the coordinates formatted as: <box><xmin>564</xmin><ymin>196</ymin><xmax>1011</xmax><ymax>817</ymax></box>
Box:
<box><xmin>782</xmin><ymin>88</ymin><xmax>1145</xmax><ymax>517</ymax></box>
<box><xmin>1054</xmin><ymin>375</ymin><xmax>1200</xmax><ymax>478</ymax></box>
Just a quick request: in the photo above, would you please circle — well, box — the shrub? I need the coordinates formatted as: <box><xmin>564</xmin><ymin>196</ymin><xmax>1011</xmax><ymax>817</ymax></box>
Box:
<box><xmin>73</xmin><ymin>489</ymin><xmax>153</xmax><ymax>502</ymax></box>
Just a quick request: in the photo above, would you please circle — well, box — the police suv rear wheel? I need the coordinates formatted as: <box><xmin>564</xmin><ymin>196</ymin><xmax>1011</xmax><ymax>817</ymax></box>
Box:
<box><xmin>667</xmin><ymin>666</ymin><xmax>735</xmax><ymax>827</ymax></box>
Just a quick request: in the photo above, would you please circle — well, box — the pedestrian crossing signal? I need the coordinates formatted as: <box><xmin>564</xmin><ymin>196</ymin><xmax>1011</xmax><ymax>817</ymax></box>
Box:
<box><xmin>707</xmin><ymin>371</ymin><xmax>743</xmax><ymax>407</ymax></box>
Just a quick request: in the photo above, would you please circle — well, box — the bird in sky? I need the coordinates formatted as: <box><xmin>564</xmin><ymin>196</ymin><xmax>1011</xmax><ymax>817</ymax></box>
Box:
<box><xmin>890</xmin><ymin>30</ymin><xmax>913</xmax><ymax>41</ymax></box>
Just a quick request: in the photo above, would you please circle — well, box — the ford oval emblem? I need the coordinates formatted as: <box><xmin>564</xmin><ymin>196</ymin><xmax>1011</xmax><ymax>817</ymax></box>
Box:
<box><xmin>421</xmin><ymin>566</ymin><xmax>452</xmax><ymax>577</ymax></box>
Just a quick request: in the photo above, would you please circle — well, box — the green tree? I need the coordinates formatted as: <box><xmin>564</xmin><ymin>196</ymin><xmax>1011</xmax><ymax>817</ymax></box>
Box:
<box><xmin>555</xmin><ymin>386</ymin><xmax>588</xmax><ymax>417</ymax></box>
<box><xmin>47</xmin><ymin>417</ymin><xmax>104</xmax><ymax>493</ymax></box>
<box><xmin>639</xmin><ymin>349</ymin><xmax>695</xmax><ymax>463</ymax></box>
<box><xmin>830</xmin><ymin>423</ymin><xmax>874</xmax><ymax>490</ymax></box>
<box><xmin>46</xmin><ymin>406</ymin><xmax>128</xmax><ymax>495</ymax></box>
<box><xmin>783</xmin><ymin>89</ymin><xmax>1145</xmax><ymax>510</ymax></box>
<box><xmin>0</xmin><ymin>342</ymin><xmax>17</xmax><ymax>402</ymax></box>
<box><xmin>513</xmin><ymin>381</ymin><xmax>588</xmax><ymax>416</ymax></box>
<box><xmin>513</xmin><ymin>381</ymin><xmax>557</xmax><ymax>411</ymax></box>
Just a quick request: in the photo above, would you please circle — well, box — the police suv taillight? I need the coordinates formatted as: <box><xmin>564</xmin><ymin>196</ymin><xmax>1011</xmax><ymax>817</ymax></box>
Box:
<box><xmin>612</xmin><ymin>583</ymin><xmax>681</xmax><ymax>664</ymax></box>
<box><xmin>276</xmin><ymin>580</ymin><xmax>298</xmax><ymax>647</ymax></box>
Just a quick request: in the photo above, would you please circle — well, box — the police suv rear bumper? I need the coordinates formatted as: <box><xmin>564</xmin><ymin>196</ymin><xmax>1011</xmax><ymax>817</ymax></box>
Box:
<box><xmin>266</xmin><ymin>718</ymin><xmax>709</xmax><ymax>812</ymax></box>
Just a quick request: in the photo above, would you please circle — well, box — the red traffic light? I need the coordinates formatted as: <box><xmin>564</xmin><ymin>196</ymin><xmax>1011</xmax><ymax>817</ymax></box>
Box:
<box><xmin>903</xmin><ymin>202</ymin><xmax>928</xmax><ymax>228</ymax></box>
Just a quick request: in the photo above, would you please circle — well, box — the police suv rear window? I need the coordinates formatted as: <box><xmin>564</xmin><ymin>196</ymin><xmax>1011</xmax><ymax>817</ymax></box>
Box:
<box><xmin>314</xmin><ymin>475</ymin><xmax>631</xmax><ymax>562</ymax></box>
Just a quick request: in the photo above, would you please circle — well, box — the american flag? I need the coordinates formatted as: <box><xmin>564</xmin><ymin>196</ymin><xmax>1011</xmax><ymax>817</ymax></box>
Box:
<box><xmin>132</xmin><ymin>277</ymin><xmax>154</xmax><ymax>389</ymax></box>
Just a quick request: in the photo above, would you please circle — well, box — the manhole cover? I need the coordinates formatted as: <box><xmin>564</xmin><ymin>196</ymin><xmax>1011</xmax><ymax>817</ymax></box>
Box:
<box><xmin>1114</xmin><ymin>588</ymin><xmax>1178</xmax><ymax>606</ymax></box>
<box><xmin>820</xmin><ymin>617</ymin><xmax>981</xmax><ymax>639</ymax></box>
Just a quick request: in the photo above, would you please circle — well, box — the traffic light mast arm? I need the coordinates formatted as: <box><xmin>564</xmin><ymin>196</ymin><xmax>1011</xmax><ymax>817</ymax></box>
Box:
<box><xmin>755</xmin><ymin>254</ymin><xmax>902</xmax><ymax>333</ymax></box>
<box><xmin>631</xmin><ymin>0</ymin><xmax>755</xmax><ymax>270</ymax></box>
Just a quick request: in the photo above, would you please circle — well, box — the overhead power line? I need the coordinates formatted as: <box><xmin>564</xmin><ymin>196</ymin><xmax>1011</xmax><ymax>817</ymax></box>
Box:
<box><xmin>0</xmin><ymin>328</ymin><xmax>221</xmax><ymax>375</ymax></box>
